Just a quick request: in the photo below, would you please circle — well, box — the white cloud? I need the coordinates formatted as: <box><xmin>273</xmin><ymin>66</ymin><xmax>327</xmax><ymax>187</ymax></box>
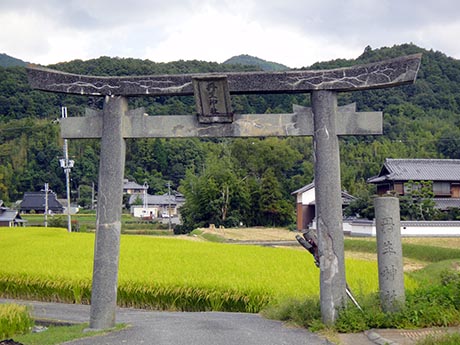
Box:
<box><xmin>0</xmin><ymin>11</ymin><xmax>52</xmax><ymax>62</ymax></box>
<box><xmin>0</xmin><ymin>0</ymin><xmax>459</xmax><ymax>67</ymax></box>
<box><xmin>144</xmin><ymin>5</ymin><xmax>361</xmax><ymax>67</ymax></box>
<box><xmin>412</xmin><ymin>20</ymin><xmax>460</xmax><ymax>58</ymax></box>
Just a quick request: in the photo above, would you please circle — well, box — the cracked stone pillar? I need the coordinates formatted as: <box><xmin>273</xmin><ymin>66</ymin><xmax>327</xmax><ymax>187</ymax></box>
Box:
<box><xmin>89</xmin><ymin>96</ymin><xmax>127</xmax><ymax>330</ymax></box>
<box><xmin>312</xmin><ymin>90</ymin><xmax>347</xmax><ymax>325</ymax></box>
<box><xmin>374</xmin><ymin>196</ymin><xmax>405</xmax><ymax>312</ymax></box>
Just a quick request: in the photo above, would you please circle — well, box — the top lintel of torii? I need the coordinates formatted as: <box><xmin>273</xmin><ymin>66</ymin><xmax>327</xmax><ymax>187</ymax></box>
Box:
<box><xmin>26</xmin><ymin>54</ymin><xmax>422</xmax><ymax>97</ymax></box>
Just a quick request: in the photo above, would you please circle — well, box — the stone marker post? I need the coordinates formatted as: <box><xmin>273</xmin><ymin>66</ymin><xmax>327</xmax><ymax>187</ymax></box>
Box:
<box><xmin>312</xmin><ymin>91</ymin><xmax>347</xmax><ymax>323</ymax></box>
<box><xmin>374</xmin><ymin>196</ymin><xmax>405</xmax><ymax>312</ymax></box>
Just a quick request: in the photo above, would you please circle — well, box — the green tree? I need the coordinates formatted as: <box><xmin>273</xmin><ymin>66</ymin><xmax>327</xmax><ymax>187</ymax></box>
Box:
<box><xmin>437</xmin><ymin>127</ymin><xmax>460</xmax><ymax>159</ymax></box>
<box><xmin>399</xmin><ymin>180</ymin><xmax>439</xmax><ymax>220</ymax></box>
<box><xmin>77</xmin><ymin>184</ymin><xmax>93</xmax><ymax>209</ymax></box>
<box><xmin>258</xmin><ymin>168</ymin><xmax>294</xmax><ymax>226</ymax></box>
<box><xmin>179</xmin><ymin>152</ymin><xmax>250</xmax><ymax>231</ymax></box>
<box><xmin>72</xmin><ymin>145</ymin><xmax>99</xmax><ymax>187</ymax></box>
<box><xmin>344</xmin><ymin>184</ymin><xmax>376</xmax><ymax>220</ymax></box>
<box><xmin>0</xmin><ymin>164</ymin><xmax>12</xmax><ymax>201</ymax></box>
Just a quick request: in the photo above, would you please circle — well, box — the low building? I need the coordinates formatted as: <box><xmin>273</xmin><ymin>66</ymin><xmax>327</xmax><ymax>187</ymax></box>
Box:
<box><xmin>368</xmin><ymin>158</ymin><xmax>460</xmax><ymax>210</ymax></box>
<box><xmin>57</xmin><ymin>199</ymin><xmax>80</xmax><ymax>215</ymax></box>
<box><xmin>0</xmin><ymin>201</ymin><xmax>26</xmax><ymax>227</ymax></box>
<box><xmin>129</xmin><ymin>193</ymin><xmax>185</xmax><ymax>219</ymax></box>
<box><xmin>19</xmin><ymin>191</ymin><xmax>64</xmax><ymax>214</ymax></box>
<box><xmin>123</xmin><ymin>179</ymin><xmax>147</xmax><ymax>195</ymax></box>
<box><xmin>292</xmin><ymin>182</ymin><xmax>355</xmax><ymax>231</ymax></box>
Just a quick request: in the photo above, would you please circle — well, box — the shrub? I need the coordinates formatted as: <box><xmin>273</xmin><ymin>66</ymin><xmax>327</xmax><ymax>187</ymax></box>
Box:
<box><xmin>264</xmin><ymin>281</ymin><xmax>460</xmax><ymax>333</ymax></box>
<box><xmin>173</xmin><ymin>224</ymin><xmax>191</xmax><ymax>234</ymax></box>
<box><xmin>0</xmin><ymin>304</ymin><xmax>34</xmax><ymax>339</ymax></box>
<box><xmin>48</xmin><ymin>216</ymin><xmax>66</xmax><ymax>228</ymax></box>
<box><xmin>417</xmin><ymin>333</ymin><xmax>460</xmax><ymax>345</ymax></box>
<box><xmin>261</xmin><ymin>297</ymin><xmax>322</xmax><ymax>330</ymax></box>
<box><xmin>71</xmin><ymin>220</ymin><xmax>80</xmax><ymax>232</ymax></box>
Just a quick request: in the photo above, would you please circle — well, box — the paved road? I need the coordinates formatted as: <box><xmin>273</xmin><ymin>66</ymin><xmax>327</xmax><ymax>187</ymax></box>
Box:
<box><xmin>1</xmin><ymin>299</ymin><xmax>332</xmax><ymax>345</ymax></box>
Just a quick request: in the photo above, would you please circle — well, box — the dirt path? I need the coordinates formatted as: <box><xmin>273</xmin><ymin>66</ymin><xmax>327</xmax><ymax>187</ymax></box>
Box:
<box><xmin>206</xmin><ymin>227</ymin><xmax>298</xmax><ymax>241</ymax></box>
<box><xmin>180</xmin><ymin>227</ymin><xmax>460</xmax><ymax>272</ymax></box>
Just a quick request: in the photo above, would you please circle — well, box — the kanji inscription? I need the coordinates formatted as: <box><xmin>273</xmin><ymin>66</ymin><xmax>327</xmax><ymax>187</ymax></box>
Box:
<box><xmin>380</xmin><ymin>217</ymin><xmax>395</xmax><ymax>234</ymax></box>
<box><xmin>192</xmin><ymin>76</ymin><xmax>233</xmax><ymax>123</ymax></box>
<box><xmin>382</xmin><ymin>240</ymin><xmax>397</xmax><ymax>255</ymax></box>
<box><xmin>381</xmin><ymin>264</ymin><xmax>398</xmax><ymax>281</ymax></box>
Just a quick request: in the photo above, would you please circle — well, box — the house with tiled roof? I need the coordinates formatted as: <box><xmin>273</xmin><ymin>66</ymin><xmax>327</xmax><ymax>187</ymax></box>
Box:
<box><xmin>0</xmin><ymin>200</ymin><xmax>26</xmax><ymax>227</ymax></box>
<box><xmin>123</xmin><ymin>179</ymin><xmax>147</xmax><ymax>195</ymax></box>
<box><xmin>367</xmin><ymin>158</ymin><xmax>460</xmax><ymax>210</ymax></box>
<box><xmin>19</xmin><ymin>191</ymin><xmax>64</xmax><ymax>214</ymax></box>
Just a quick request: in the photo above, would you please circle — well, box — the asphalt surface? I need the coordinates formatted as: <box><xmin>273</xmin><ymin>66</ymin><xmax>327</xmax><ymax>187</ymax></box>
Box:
<box><xmin>5</xmin><ymin>298</ymin><xmax>460</xmax><ymax>344</ymax></box>
<box><xmin>1</xmin><ymin>299</ymin><xmax>332</xmax><ymax>345</ymax></box>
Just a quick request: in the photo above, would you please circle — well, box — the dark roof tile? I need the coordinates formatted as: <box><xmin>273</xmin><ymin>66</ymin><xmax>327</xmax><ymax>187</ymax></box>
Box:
<box><xmin>368</xmin><ymin>159</ymin><xmax>460</xmax><ymax>183</ymax></box>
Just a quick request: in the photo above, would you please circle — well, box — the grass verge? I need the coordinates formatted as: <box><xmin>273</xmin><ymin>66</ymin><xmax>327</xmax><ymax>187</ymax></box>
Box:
<box><xmin>263</xmin><ymin>259</ymin><xmax>460</xmax><ymax>333</ymax></box>
<box><xmin>416</xmin><ymin>332</ymin><xmax>460</xmax><ymax>345</ymax></box>
<box><xmin>344</xmin><ymin>238</ymin><xmax>460</xmax><ymax>263</ymax></box>
<box><xmin>13</xmin><ymin>323</ymin><xmax>126</xmax><ymax>345</ymax></box>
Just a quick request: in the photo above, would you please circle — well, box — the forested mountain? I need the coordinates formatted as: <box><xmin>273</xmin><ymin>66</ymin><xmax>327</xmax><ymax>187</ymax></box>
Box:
<box><xmin>224</xmin><ymin>54</ymin><xmax>289</xmax><ymax>71</ymax></box>
<box><xmin>0</xmin><ymin>53</ymin><xmax>26</xmax><ymax>67</ymax></box>
<box><xmin>0</xmin><ymin>44</ymin><xmax>459</xmax><ymax>229</ymax></box>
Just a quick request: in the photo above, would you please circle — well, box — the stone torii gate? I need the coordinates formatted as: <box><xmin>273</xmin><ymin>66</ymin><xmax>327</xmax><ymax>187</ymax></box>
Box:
<box><xmin>26</xmin><ymin>53</ymin><xmax>421</xmax><ymax>329</ymax></box>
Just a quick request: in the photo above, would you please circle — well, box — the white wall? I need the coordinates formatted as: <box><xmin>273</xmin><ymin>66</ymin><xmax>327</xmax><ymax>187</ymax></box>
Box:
<box><xmin>131</xmin><ymin>206</ymin><xmax>158</xmax><ymax>218</ymax></box>
<box><xmin>300</xmin><ymin>188</ymin><xmax>316</xmax><ymax>205</ymax></box>
<box><xmin>350</xmin><ymin>220</ymin><xmax>460</xmax><ymax>237</ymax></box>
<box><xmin>310</xmin><ymin>219</ymin><xmax>460</xmax><ymax>237</ymax></box>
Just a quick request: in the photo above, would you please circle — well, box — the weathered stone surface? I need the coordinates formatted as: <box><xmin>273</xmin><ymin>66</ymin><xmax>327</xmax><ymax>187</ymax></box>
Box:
<box><xmin>89</xmin><ymin>96</ymin><xmax>127</xmax><ymax>330</ymax></box>
<box><xmin>374</xmin><ymin>197</ymin><xmax>405</xmax><ymax>313</ymax></box>
<box><xmin>312</xmin><ymin>90</ymin><xmax>347</xmax><ymax>325</ymax></box>
<box><xmin>294</xmin><ymin>103</ymin><xmax>382</xmax><ymax>136</ymax></box>
<box><xmin>26</xmin><ymin>54</ymin><xmax>421</xmax><ymax>96</ymax></box>
<box><xmin>60</xmin><ymin>103</ymin><xmax>382</xmax><ymax>139</ymax></box>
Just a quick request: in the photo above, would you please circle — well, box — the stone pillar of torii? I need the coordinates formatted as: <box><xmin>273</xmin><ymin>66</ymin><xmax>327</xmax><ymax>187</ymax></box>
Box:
<box><xmin>27</xmin><ymin>53</ymin><xmax>421</xmax><ymax>328</ymax></box>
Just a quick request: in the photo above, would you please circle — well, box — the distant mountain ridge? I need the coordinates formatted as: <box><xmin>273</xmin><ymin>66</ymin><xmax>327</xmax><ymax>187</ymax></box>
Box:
<box><xmin>0</xmin><ymin>53</ymin><xmax>26</xmax><ymax>67</ymax></box>
<box><xmin>1</xmin><ymin>51</ymin><xmax>289</xmax><ymax>71</ymax></box>
<box><xmin>2</xmin><ymin>43</ymin><xmax>460</xmax><ymax>216</ymax></box>
<box><xmin>223</xmin><ymin>54</ymin><xmax>289</xmax><ymax>71</ymax></box>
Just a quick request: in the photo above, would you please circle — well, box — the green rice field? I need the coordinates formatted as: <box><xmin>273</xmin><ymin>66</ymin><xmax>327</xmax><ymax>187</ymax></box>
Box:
<box><xmin>0</xmin><ymin>227</ymin><xmax>411</xmax><ymax>312</ymax></box>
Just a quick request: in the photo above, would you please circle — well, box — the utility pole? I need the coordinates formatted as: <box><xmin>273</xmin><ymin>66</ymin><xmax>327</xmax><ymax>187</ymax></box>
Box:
<box><xmin>59</xmin><ymin>107</ymin><xmax>74</xmax><ymax>233</ymax></box>
<box><xmin>167</xmin><ymin>181</ymin><xmax>172</xmax><ymax>231</ymax></box>
<box><xmin>143</xmin><ymin>181</ymin><xmax>148</xmax><ymax>218</ymax></box>
<box><xmin>91</xmin><ymin>182</ymin><xmax>96</xmax><ymax>210</ymax></box>
<box><xmin>44</xmin><ymin>182</ymin><xmax>49</xmax><ymax>227</ymax></box>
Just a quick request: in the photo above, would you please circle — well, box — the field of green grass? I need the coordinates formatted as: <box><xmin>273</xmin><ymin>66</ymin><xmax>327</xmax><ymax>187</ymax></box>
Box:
<box><xmin>21</xmin><ymin>213</ymin><xmax>169</xmax><ymax>233</ymax></box>
<box><xmin>0</xmin><ymin>227</ymin><xmax>391</xmax><ymax>312</ymax></box>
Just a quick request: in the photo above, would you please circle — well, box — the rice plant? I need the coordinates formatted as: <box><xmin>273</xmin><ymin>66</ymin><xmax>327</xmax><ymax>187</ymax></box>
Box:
<box><xmin>0</xmin><ymin>227</ymin><xmax>386</xmax><ymax>312</ymax></box>
<box><xmin>0</xmin><ymin>303</ymin><xmax>33</xmax><ymax>339</ymax></box>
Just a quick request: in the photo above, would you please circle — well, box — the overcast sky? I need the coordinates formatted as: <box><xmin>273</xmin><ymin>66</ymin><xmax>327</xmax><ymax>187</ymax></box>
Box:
<box><xmin>1</xmin><ymin>0</ymin><xmax>459</xmax><ymax>68</ymax></box>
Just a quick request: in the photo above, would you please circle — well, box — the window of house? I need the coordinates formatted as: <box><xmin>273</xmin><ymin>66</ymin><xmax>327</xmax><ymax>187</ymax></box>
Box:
<box><xmin>394</xmin><ymin>183</ymin><xmax>404</xmax><ymax>194</ymax></box>
<box><xmin>377</xmin><ymin>183</ymin><xmax>391</xmax><ymax>195</ymax></box>
<box><xmin>403</xmin><ymin>182</ymin><xmax>420</xmax><ymax>194</ymax></box>
<box><xmin>433</xmin><ymin>182</ymin><xmax>451</xmax><ymax>196</ymax></box>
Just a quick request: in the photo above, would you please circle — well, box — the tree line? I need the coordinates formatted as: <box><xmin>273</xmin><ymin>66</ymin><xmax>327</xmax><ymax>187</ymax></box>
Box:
<box><xmin>0</xmin><ymin>43</ymin><xmax>460</xmax><ymax>229</ymax></box>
